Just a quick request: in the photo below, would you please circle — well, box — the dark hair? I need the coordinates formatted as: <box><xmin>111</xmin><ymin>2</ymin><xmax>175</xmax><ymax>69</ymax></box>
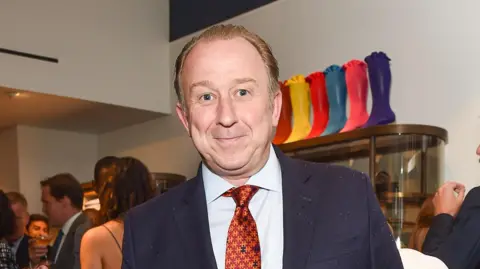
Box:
<box><xmin>27</xmin><ymin>214</ymin><xmax>49</xmax><ymax>230</ymax></box>
<box><xmin>94</xmin><ymin>156</ymin><xmax>119</xmax><ymax>182</ymax></box>
<box><xmin>99</xmin><ymin>157</ymin><xmax>155</xmax><ymax>222</ymax></box>
<box><xmin>40</xmin><ymin>173</ymin><xmax>84</xmax><ymax>210</ymax></box>
<box><xmin>83</xmin><ymin>208</ymin><xmax>102</xmax><ymax>227</ymax></box>
<box><xmin>0</xmin><ymin>190</ymin><xmax>16</xmax><ymax>238</ymax></box>
<box><xmin>6</xmin><ymin>191</ymin><xmax>28</xmax><ymax>207</ymax></box>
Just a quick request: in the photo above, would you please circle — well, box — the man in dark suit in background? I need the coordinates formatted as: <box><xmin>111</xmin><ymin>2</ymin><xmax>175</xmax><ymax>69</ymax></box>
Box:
<box><xmin>122</xmin><ymin>24</ymin><xmax>403</xmax><ymax>269</ymax></box>
<box><xmin>29</xmin><ymin>173</ymin><xmax>88</xmax><ymax>269</ymax></box>
<box><xmin>423</xmin><ymin>145</ymin><xmax>480</xmax><ymax>269</ymax></box>
<box><xmin>6</xmin><ymin>192</ymin><xmax>30</xmax><ymax>269</ymax></box>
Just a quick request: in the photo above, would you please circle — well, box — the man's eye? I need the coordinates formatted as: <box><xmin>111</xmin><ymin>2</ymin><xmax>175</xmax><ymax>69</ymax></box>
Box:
<box><xmin>238</xmin><ymin>89</ymin><xmax>248</xmax><ymax>96</ymax></box>
<box><xmin>200</xmin><ymin>94</ymin><xmax>213</xmax><ymax>101</ymax></box>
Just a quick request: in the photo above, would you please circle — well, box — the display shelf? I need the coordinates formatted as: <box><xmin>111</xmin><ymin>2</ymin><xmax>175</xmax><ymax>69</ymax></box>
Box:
<box><xmin>279</xmin><ymin>124</ymin><xmax>447</xmax><ymax>247</ymax></box>
<box><xmin>279</xmin><ymin>124</ymin><xmax>447</xmax><ymax>180</ymax></box>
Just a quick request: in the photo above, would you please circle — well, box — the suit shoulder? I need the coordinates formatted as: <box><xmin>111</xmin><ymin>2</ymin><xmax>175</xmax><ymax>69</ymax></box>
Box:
<box><xmin>300</xmin><ymin>159</ymin><xmax>368</xmax><ymax>181</ymax></box>
<box><xmin>293</xmin><ymin>159</ymin><xmax>370</xmax><ymax>197</ymax></box>
<box><xmin>463</xmin><ymin>185</ymin><xmax>480</xmax><ymax>208</ymax></box>
<box><xmin>468</xmin><ymin>186</ymin><xmax>480</xmax><ymax>197</ymax></box>
<box><xmin>126</xmin><ymin>177</ymin><xmax>196</xmax><ymax>220</ymax></box>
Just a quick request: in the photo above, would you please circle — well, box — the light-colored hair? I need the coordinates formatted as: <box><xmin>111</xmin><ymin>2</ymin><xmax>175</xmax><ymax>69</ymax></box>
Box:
<box><xmin>173</xmin><ymin>24</ymin><xmax>280</xmax><ymax>108</ymax></box>
<box><xmin>408</xmin><ymin>196</ymin><xmax>435</xmax><ymax>251</ymax></box>
<box><xmin>6</xmin><ymin>192</ymin><xmax>28</xmax><ymax>208</ymax></box>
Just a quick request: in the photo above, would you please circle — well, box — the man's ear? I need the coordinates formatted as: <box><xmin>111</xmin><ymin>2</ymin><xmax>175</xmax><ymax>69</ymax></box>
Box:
<box><xmin>60</xmin><ymin>196</ymin><xmax>71</xmax><ymax>208</ymax></box>
<box><xmin>271</xmin><ymin>89</ymin><xmax>282</xmax><ymax>128</ymax></box>
<box><xmin>175</xmin><ymin>102</ymin><xmax>191</xmax><ymax>136</ymax></box>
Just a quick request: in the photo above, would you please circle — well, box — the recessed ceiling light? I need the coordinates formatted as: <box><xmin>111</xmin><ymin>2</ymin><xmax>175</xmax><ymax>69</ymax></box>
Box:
<box><xmin>6</xmin><ymin>91</ymin><xmax>24</xmax><ymax>98</ymax></box>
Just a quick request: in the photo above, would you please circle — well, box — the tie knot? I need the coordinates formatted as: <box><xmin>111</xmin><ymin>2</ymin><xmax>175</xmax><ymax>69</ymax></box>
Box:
<box><xmin>223</xmin><ymin>185</ymin><xmax>259</xmax><ymax>207</ymax></box>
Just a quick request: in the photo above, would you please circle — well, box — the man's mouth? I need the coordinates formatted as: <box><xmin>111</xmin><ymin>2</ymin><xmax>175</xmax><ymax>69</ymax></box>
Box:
<box><xmin>214</xmin><ymin>136</ymin><xmax>246</xmax><ymax>143</ymax></box>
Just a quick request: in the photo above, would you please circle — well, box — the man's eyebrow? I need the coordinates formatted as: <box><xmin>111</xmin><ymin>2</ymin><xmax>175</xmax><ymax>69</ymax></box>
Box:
<box><xmin>189</xmin><ymin>80</ymin><xmax>216</xmax><ymax>91</ymax></box>
<box><xmin>189</xmin><ymin>78</ymin><xmax>258</xmax><ymax>91</ymax></box>
<box><xmin>233</xmin><ymin>77</ymin><xmax>257</xmax><ymax>85</ymax></box>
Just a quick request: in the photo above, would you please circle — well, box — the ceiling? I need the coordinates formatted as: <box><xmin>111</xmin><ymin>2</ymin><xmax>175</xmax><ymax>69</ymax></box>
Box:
<box><xmin>0</xmin><ymin>87</ymin><xmax>164</xmax><ymax>134</ymax></box>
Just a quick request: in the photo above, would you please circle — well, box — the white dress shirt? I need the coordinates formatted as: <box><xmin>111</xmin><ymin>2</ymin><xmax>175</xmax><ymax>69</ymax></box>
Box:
<box><xmin>399</xmin><ymin>248</ymin><xmax>449</xmax><ymax>269</ymax></box>
<box><xmin>54</xmin><ymin>211</ymin><xmax>81</xmax><ymax>263</ymax></box>
<box><xmin>202</xmin><ymin>145</ymin><xmax>284</xmax><ymax>269</ymax></box>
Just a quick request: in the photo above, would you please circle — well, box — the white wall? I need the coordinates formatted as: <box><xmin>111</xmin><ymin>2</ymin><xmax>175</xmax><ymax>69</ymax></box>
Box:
<box><xmin>0</xmin><ymin>127</ymin><xmax>19</xmax><ymax>191</ymax></box>
<box><xmin>98</xmin><ymin>116</ymin><xmax>199</xmax><ymax>178</ymax></box>
<box><xmin>0</xmin><ymin>0</ymin><xmax>170</xmax><ymax>113</ymax></box>
<box><xmin>99</xmin><ymin>0</ymin><xmax>480</xmax><ymax>190</ymax></box>
<box><xmin>16</xmin><ymin>126</ymin><xmax>98</xmax><ymax>213</ymax></box>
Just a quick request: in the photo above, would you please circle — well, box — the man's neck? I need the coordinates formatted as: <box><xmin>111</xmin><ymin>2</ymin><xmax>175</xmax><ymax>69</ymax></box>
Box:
<box><xmin>61</xmin><ymin>210</ymin><xmax>81</xmax><ymax>227</ymax></box>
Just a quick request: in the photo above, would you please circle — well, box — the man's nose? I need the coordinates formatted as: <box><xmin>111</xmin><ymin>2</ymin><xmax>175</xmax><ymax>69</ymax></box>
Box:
<box><xmin>476</xmin><ymin>144</ymin><xmax>480</xmax><ymax>156</ymax></box>
<box><xmin>216</xmin><ymin>97</ymin><xmax>238</xmax><ymax>127</ymax></box>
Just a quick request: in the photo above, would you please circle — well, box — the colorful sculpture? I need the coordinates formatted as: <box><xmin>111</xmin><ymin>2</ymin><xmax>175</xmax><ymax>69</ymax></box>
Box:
<box><xmin>321</xmin><ymin>65</ymin><xmax>347</xmax><ymax>136</ymax></box>
<box><xmin>272</xmin><ymin>81</ymin><xmax>292</xmax><ymax>145</ymax></box>
<box><xmin>363</xmin><ymin>52</ymin><xmax>396</xmax><ymax>127</ymax></box>
<box><xmin>341</xmin><ymin>60</ymin><xmax>369</xmax><ymax>132</ymax></box>
<box><xmin>305</xmin><ymin>72</ymin><xmax>329</xmax><ymax>139</ymax></box>
<box><xmin>284</xmin><ymin>75</ymin><xmax>311</xmax><ymax>143</ymax></box>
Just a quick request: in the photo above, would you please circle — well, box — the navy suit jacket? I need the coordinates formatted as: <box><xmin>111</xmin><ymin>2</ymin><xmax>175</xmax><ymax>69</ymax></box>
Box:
<box><xmin>423</xmin><ymin>186</ymin><xmax>480</xmax><ymax>269</ymax></box>
<box><xmin>15</xmin><ymin>235</ymin><xmax>30</xmax><ymax>269</ymax></box>
<box><xmin>122</xmin><ymin>146</ymin><xmax>403</xmax><ymax>269</ymax></box>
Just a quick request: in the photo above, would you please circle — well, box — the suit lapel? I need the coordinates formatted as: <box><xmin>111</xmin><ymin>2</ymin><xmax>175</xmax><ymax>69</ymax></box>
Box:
<box><xmin>173</xmin><ymin>167</ymin><xmax>217</xmax><ymax>269</ymax></box>
<box><xmin>54</xmin><ymin>213</ymin><xmax>86</xmax><ymax>267</ymax></box>
<box><xmin>275</xmin><ymin>146</ymin><xmax>316</xmax><ymax>269</ymax></box>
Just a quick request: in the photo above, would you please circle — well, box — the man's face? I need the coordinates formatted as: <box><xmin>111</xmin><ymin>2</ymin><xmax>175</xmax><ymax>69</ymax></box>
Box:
<box><xmin>8</xmin><ymin>202</ymin><xmax>29</xmax><ymax>240</ymax></box>
<box><xmin>27</xmin><ymin>221</ymin><xmax>49</xmax><ymax>238</ymax></box>
<box><xmin>176</xmin><ymin>38</ymin><xmax>282</xmax><ymax>180</ymax></box>
<box><xmin>41</xmin><ymin>186</ymin><xmax>65</xmax><ymax>227</ymax></box>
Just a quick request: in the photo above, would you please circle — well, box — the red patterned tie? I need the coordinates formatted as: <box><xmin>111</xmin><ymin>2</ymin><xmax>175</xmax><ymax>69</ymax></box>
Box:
<box><xmin>223</xmin><ymin>185</ymin><xmax>261</xmax><ymax>269</ymax></box>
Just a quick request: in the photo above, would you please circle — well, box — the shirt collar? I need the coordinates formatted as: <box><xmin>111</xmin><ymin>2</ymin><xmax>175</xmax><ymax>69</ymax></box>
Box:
<box><xmin>202</xmin><ymin>144</ymin><xmax>282</xmax><ymax>204</ymax></box>
<box><xmin>9</xmin><ymin>235</ymin><xmax>24</xmax><ymax>252</ymax></box>
<box><xmin>62</xmin><ymin>211</ymin><xmax>82</xmax><ymax>234</ymax></box>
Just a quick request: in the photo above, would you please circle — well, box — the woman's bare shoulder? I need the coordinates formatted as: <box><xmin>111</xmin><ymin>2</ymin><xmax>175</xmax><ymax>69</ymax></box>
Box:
<box><xmin>82</xmin><ymin>221</ymin><xmax>123</xmax><ymax>245</ymax></box>
<box><xmin>82</xmin><ymin>226</ymin><xmax>110</xmax><ymax>246</ymax></box>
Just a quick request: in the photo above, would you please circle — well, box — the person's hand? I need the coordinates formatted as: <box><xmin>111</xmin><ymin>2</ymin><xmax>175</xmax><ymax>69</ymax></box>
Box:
<box><xmin>433</xmin><ymin>181</ymin><xmax>466</xmax><ymax>217</ymax></box>
<box><xmin>28</xmin><ymin>238</ymin><xmax>49</xmax><ymax>265</ymax></box>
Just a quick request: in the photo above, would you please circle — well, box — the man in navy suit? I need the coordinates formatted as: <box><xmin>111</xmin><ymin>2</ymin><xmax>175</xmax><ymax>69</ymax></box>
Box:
<box><xmin>121</xmin><ymin>24</ymin><xmax>403</xmax><ymax>269</ymax></box>
<box><xmin>422</xmin><ymin>145</ymin><xmax>480</xmax><ymax>269</ymax></box>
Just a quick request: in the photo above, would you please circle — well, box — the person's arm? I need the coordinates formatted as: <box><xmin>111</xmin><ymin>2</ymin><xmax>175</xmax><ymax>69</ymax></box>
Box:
<box><xmin>421</xmin><ymin>214</ymin><xmax>454</xmax><ymax>253</ymax></box>
<box><xmin>363</xmin><ymin>174</ymin><xmax>404</xmax><ymax>269</ymax></box>
<box><xmin>422</xmin><ymin>186</ymin><xmax>480</xmax><ymax>268</ymax></box>
<box><xmin>423</xmin><ymin>181</ymin><xmax>465</xmax><ymax>254</ymax></box>
<box><xmin>79</xmin><ymin>229</ymin><xmax>103</xmax><ymax>269</ymax></box>
<box><xmin>422</xmin><ymin>216</ymin><xmax>480</xmax><ymax>269</ymax></box>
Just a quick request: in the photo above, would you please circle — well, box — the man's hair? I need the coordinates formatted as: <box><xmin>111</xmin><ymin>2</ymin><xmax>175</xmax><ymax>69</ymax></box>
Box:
<box><xmin>6</xmin><ymin>191</ymin><xmax>28</xmax><ymax>208</ymax></box>
<box><xmin>27</xmin><ymin>214</ymin><xmax>49</xmax><ymax>230</ymax></box>
<box><xmin>173</xmin><ymin>24</ymin><xmax>280</xmax><ymax>107</ymax></box>
<box><xmin>94</xmin><ymin>156</ymin><xmax>119</xmax><ymax>182</ymax></box>
<box><xmin>40</xmin><ymin>173</ymin><xmax>84</xmax><ymax>210</ymax></box>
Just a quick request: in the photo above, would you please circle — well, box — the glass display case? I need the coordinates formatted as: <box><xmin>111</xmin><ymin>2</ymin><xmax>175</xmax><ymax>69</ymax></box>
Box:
<box><xmin>279</xmin><ymin>124</ymin><xmax>448</xmax><ymax>248</ymax></box>
<box><xmin>151</xmin><ymin>172</ymin><xmax>187</xmax><ymax>195</ymax></box>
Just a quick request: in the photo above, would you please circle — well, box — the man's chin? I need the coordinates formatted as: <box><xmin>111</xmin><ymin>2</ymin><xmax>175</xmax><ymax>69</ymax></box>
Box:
<box><xmin>216</xmin><ymin>159</ymin><xmax>249</xmax><ymax>172</ymax></box>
